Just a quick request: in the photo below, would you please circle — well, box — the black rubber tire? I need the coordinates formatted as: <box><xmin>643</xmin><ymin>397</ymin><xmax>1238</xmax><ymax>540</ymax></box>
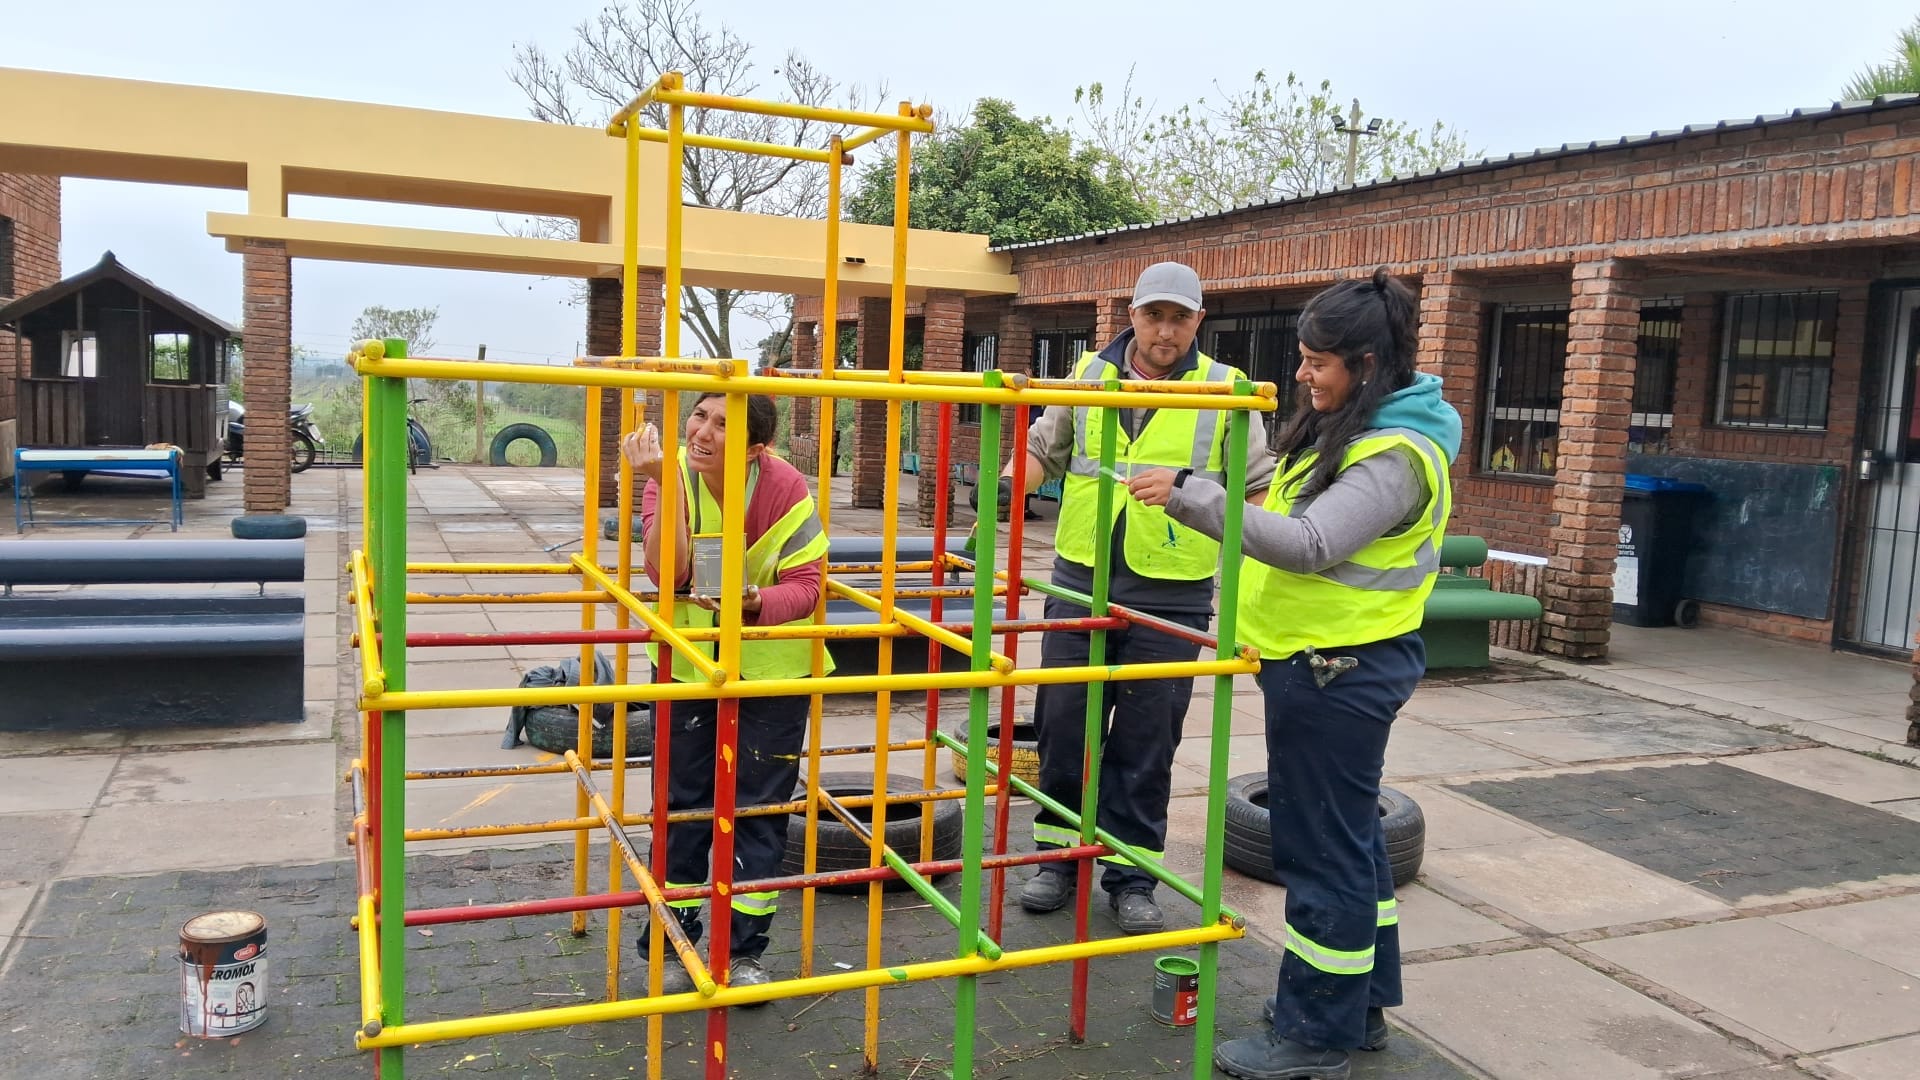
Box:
<box><xmin>523</xmin><ymin>706</ymin><xmax>653</xmax><ymax>759</ymax></box>
<box><xmin>783</xmin><ymin>771</ymin><xmax>963</xmax><ymax>893</ymax></box>
<box><xmin>1673</xmin><ymin>598</ymin><xmax>1701</xmax><ymax>629</ymax></box>
<box><xmin>230</xmin><ymin>514</ymin><xmax>308</xmax><ymax>540</ymax></box>
<box><xmin>350</xmin><ymin>428</ymin><xmax>432</xmax><ymax>467</ymax></box>
<box><xmin>207</xmin><ymin>458</ymin><xmax>224</xmax><ymax>482</ymax></box>
<box><xmin>1222</xmin><ymin>772</ymin><xmax>1424</xmax><ymax>888</ymax></box>
<box><xmin>291</xmin><ymin>432</ymin><xmax>317</xmax><ymax>474</ymax></box>
<box><xmin>947</xmin><ymin>717</ymin><xmax>1040</xmax><ymax>786</ymax></box>
<box><xmin>489</xmin><ymin>423</ymin><xmax>558</xmax><ymax>468</ymax></box>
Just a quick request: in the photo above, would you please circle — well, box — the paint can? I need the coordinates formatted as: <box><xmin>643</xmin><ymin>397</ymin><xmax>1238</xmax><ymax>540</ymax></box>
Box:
<box><xmin>1150</xmin><ymin>955</ymin><xmax>1200</xmax><ymax>1026</ymax></box>
<box><xmin>179</xmin><ymin>910</ymin><xmax>269</xmax><ymax>1037</ymax></box>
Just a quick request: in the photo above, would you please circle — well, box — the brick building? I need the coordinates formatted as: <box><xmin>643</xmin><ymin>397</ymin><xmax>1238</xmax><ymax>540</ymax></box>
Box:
<box><xmin>0</xmin><ymin>173</ymin><xmax>60</xmax><ymax>481</ymax></box>
<box><xmin>795</xmin><ymin>95</ymin><xmax>1920</xmax><ymax>672</ymax></box>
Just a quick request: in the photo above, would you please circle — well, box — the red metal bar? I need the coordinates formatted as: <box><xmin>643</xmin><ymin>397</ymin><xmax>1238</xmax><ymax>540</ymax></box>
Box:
<box><xmin>1071</xmin><ymin>854</ymin><xmax>1093</xmax><ymax>1040</ymax></box>
<box><xmin>402</xmin><ymin>845</ymin><xmax>1112</xmax><ymax>926</ymax></box>
<box><xmin>990</xmin><ymin>402</ymin><xmax>1032</xmax><ymax>939</ymax></box>
<box><xmin>1107</xmin><ymin>600</ymin><xmax>1220</xmax><ymax>650</ymax></box>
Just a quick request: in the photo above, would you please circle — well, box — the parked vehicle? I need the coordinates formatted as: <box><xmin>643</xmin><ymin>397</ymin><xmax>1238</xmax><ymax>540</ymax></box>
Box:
<box><xmin>223</xmin><ymin>400</ymin><xmax>323</xmax><ymax>474</ymax></box>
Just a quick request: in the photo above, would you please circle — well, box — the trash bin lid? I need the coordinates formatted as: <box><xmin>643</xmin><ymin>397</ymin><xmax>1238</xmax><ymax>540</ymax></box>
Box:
<box><xmin>1624</xmin><ymin>473</ymin><xmax>1708</xmax><ymax>493</ymax></box>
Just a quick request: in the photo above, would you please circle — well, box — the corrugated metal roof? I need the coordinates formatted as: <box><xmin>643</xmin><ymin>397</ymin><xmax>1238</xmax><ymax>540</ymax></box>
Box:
<box><xmin>992</xmin><ymin>94</ymin><xmax>1920</xmax><ymax>253</ymax></box>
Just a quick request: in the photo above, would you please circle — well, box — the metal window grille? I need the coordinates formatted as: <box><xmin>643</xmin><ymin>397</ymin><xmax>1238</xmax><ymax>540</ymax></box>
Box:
<box><xmin>1715</xmin><ymin>290</ymin><xmax>1838</xmax><ymax>431</ymax></box>
<box><xmin>1632</xmin><ymin>301</ymin><xmax>1683</xmax><ymax>454</ymax></box>
<box><xmin>1481</xmin><ymin>305</ymin><xmax>1568</xmax><ymax>476</ymax></box>
<box><xmin>1207</xmin><ymin>311</ymin><xmax>1300</xmax><ymax>438</ymax></box>
<box><xmin>0</xmin><ymin>217</ymin><xmax>13</xmax><ymax>297</ymax></box>
<box><xmin>958</xmin><ymin>331</ymin><xmax>997</xmax><ymax>425</ymax></box>
<box><xmin>1032</xmin><ymin>329</ymin><xmax>1091</xmax><ymax>381</ymax></box>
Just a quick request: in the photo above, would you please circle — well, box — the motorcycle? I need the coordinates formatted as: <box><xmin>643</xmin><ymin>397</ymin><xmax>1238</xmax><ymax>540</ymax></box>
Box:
<box><xmin>223</xmin><ymin>400</ymin><xmax>322</xmax><ymax>475</ymax></box>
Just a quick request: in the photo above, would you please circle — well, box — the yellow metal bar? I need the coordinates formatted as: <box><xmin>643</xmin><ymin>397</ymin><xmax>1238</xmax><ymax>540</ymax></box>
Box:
<box><xmin>628</xmin><ymin>124</ymin><xmax>842</xmax><ymax>164</ymax></box>
<box><xmin>407</xmin><ymin>590</ymin><xmax>610</xmax><ymax>605</ymax></box>
<box><xmin>364</xmin><ymin>656</ymin><xmax>1257</xmax><ymax>713</ymax></box>
<box><xmin>649</xmin><ymin>87</ymin><xmax>935</xmax><ymax>134</ymax></box>
<box><xmin>839</xmin><ymin>125</ymin><xmax>894</xmax><ymax>152</ymax></box>
<box><xmin>355</xmin><ymin>355</ymin><xmax>1279</xmax><ymax>412</ymax></box>
<box><xmin>356</xmin><ymin>892</ymin><xmax>382</xmax><ymax>1035</ymax></box>
<box><xmin>766</xmin><ymin>365</ymin><xmax>1280</xmax><ymax>399</ymax></box>
<box><xmin>356</xmin><ymin>920</ymin><xmax>1242</xmax><ymax>1048</ymax></box>
<box><xmin>577</xmin><ymin>355</ymin><xmax>737</xmax><ymax>376</ymax></box>
<box><xmin>826</xmin><ymin>578</ymin><xmax>1013</xmax><ymax>672</ymax></box>
<box><xmin>573</xmin><ymin>556</ymin><xmax>728</xmax><ymax>685</ymax></box>
<box><xmin>605</xmin><ymin>72</ymin><xmax>681</xmax><ymax>134</ymax></box>
<box><xmin>349</xmin><ymin>551</ymin><xmax>385</xmax><ymax>698</ymax></box>
<box><xmin>573</xmin><ymin>382</ymin><xmax>605</xmax><ymax>939</ymax></box>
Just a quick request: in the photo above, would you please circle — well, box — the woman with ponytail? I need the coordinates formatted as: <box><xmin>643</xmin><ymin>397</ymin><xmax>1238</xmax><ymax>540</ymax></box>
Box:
<box><xmin>1129</xmin><ymin>268</ymin><xmax>1459</xmax><ymax>1080</ymax></box>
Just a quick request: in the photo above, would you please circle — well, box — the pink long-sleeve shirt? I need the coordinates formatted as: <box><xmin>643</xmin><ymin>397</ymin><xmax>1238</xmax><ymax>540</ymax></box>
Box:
<box><xmin>639</xmin><ymin>453</ymin><xmax>824</xmax><ymax>626</ymax></box>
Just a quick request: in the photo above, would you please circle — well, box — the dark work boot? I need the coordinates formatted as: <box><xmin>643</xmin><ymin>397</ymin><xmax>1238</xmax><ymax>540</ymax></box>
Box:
<box><xmin>1261</xmin><ymin>999</ymin><xmax>1390</xmax><ymax>1050</ymax></box>
<box><xmin>1019</xmin><ymin>868</ymin><xmax>1073</xmax><ymax>913</ymax></box>
<box><xmin>1109</xmin><ymin>889</ymin><xmax>1165</xmax><ymax>934</ymax></box>
<box><xmin>1214</xmin><ymin>1030</ymin><xmax>1350</xmax><ymax>1080</ymax></box>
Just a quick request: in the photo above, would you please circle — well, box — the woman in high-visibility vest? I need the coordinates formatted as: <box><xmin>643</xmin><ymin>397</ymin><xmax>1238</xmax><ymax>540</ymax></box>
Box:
<box><xmin>1131</xmin><ymin>268</ymin><xmax>1459</xmax><ymax>1080</ymax></box>
<box><xmin>621</xmin><ymin>392</ymin><xmax>831</xmax><ymax>999</ymax></box>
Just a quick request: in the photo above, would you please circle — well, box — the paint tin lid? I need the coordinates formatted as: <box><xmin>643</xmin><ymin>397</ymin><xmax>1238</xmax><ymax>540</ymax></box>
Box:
<box><xmin>181</xmin><ymin>910</ymin><xmax>265</xmax><ymax>943</ymax></box>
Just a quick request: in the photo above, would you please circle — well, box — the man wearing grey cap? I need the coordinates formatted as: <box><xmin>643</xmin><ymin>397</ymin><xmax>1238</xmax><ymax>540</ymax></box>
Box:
<box><xmin>978</xmin><ymin>261</ymin><xmax>1274</xmax><ymax>933</ymax></box>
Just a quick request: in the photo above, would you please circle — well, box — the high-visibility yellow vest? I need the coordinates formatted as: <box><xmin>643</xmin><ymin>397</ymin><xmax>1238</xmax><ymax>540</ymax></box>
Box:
<box><xmin>649</xmin><ymin>451</ymin><xmax>834</xmax><ymax>682</ymax></box>
<box><xmin>1054</xmin><ymin>351</ymin><xmax>1246</xmax><ymax>581</ymax></box>
<box><xmin>1237</xmin><ymin>429</ymin><xmax>1452</xmax><ymax>659</ymax></box>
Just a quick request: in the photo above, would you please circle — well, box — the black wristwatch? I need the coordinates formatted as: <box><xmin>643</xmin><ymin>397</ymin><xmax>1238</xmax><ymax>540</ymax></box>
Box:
<box><xmin>1173</xmin><ymin>468</ymin><xmax>1192</xmax><ymax>488</ymax></box>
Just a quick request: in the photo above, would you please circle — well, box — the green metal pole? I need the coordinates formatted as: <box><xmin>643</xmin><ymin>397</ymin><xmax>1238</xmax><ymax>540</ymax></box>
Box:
<box><xmin>1194</xmin><ymin>390</ymin><xmax>1253</xmax><ymax>1079</ymax></box>
<box><xmin>954</xmin><ymin>382</ymin><xmax>1002</xmax><ymax>1079</ymax></box>
<box><xmin>373</xmin><ymin>338</ymin><xmax>411</xmax><ymax>1080</ymax></box>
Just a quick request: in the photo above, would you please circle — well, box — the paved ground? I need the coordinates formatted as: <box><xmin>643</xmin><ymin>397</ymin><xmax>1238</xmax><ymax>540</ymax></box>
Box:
<box><xmin>3</xmin><ymin>464</ymin><xmax>1920</xmax><ymax>1079</ymax></box>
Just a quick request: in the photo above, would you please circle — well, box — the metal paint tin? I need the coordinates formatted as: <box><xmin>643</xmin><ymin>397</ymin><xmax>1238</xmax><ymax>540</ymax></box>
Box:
<box><xmin>179</xmin><ymin>910</ymin><xmax>269</xmax><ymax>1037</ymax></box>
<box><xmin>1151</xmin><ymin>954</ymin><xmax>1200</xmax><ymax>1026</ymax></box>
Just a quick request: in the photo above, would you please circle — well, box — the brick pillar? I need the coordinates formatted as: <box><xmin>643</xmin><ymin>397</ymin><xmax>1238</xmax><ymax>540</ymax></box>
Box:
<box><xmin>1908</xmin><ymin>627</ymin><xmax>1920</xmax><ymax>744</ymax></box>
<box><xmin>242</xmin><ymin>240</ymin><xmax>292</xmax><ymax>512</ymax></box>
<box><xmin>1415</xmin><ymin>271</ymin><xmax>1486</xmax><ymax>486</ymax></box>
<box><xmin>1541</xmin><ymin>259</ymin><xmax>1642</xmax><ymax>660</ymax></box>
<box><xmin>1663</xmin><ymin>293</ymin><xmax>1718</xmax><ymax>455</ymax></box>
<box><xmin>850</xmin><ymin>297</ymin><xmax>890</xmax><ymax>509</ymax></box>
<box><xmin>787</xmin><ymin>317</ymin><xmax>819</xmax><ymax>476</ymax></box>
<box><xmin>588</xmin><ymin>270</ymin><xmax>664</xmax><ymax>507</ymax></box>
<box><xmin>915</xmin><ymin>291</ymin><xmax>966</xmax><ymax>525</ymax></box>
<box><xmin>1093</xmin><ymin>297</ymin><xmax>1130</xmax><ymax>347</ymax></box>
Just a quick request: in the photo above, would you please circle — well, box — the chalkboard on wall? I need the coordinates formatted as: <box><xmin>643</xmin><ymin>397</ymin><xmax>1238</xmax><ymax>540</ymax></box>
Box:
<box><xmin>1624</xmin><ymin>454</ymin><xmax>1842</xmax><ymax>620</ymax></box>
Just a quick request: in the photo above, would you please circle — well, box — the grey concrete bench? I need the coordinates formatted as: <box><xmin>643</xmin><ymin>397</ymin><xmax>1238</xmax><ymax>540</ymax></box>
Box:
<box><xmin>0</xmin><ymin>539</ymin><xmax>307</xmax><ymax>729</ymax></box>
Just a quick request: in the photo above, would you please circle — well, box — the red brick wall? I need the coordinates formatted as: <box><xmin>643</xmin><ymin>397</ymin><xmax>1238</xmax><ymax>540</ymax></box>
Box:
<box><xmin>914</xmin><ymin>290</ymin><xmax>965</xmax><ymax>525</ymax></box>
<box><xmin>587</xmin><ymin>270</ymin><xmax>664</xmax><ymax>508</ymax></box>
<box><xmin>241</xmin><ymin>240</ymin><xmax>292</xmax><ymax>512</ymax></box>
<box><xmin>850</xmin><ymin>297</ymin><xmax>890</xmax><ymax>509</ymax></box>
<box><xmin>0</xmin><ymin>174</ymin><xmax>60</xmax><ymax>427</ymax></box>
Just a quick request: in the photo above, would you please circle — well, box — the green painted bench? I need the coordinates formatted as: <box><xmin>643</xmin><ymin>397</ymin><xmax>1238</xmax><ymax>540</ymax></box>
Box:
<box><xmin>1420</xmin><ymin>536</ymin><xmax>1544</xmax><ymax>670</ymax></box>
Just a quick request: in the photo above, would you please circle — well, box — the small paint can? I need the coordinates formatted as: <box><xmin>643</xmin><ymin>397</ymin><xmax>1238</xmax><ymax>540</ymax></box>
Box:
<box><xmin>1150</xmin><ymin>955</ymin><xmax>1200</xmax><ymax>1026</ymax></box>
<box><xmin>179</xmin><ymin>910</ymin><xmax>269</xmax><ymax>1037</ymax></box>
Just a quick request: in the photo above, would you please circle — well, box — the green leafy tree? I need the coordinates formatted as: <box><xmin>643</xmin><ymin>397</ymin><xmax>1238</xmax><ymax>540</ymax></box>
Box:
<box><xmin>1076</xmin><ymin>69</ymin><xmax>1478</xmax><ymax>218</ymax></box>
<box><xmin>349</xmin><ymin>305</ymin><xmax>438</xmax><ymax>355</ymax></box>
<box><xmin>846</xmin><ymin>98</ymin><xmax>1151</xmax><ymax>245</ymax></box>
<box><xmin>1844</xmin><ymin>17</ymin><xmax>1920</xmax><ymax>99</ymax></box>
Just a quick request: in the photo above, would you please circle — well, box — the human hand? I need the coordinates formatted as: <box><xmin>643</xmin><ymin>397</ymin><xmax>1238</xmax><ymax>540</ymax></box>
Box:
<box><xmin>690</xmin><ymin>584</ymin><xmax>761</xmax><ymax>615</ymax></box>
<box><xmin>1126</xmin><ymin>468</ymin><xmax>1179</xmax><ymax>507</ymax></box>
<box><xmin>621</xmin><ymin>422</ymin><xmax>666</xmax><ymax>484</ymax></box>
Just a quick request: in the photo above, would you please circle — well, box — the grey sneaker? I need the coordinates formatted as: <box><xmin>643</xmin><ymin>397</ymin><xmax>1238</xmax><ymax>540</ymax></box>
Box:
<box><xmin>1109</xmin><ymin>890</ymin><xmax>1164</xmax><ymax>934</ymax></box>
<box><xmin>1261</xmin><ymin>998</ymin><xmax>1389</xmax><ymax>1051</ymax></box>
<box><xmin>1019</xmin><ymin>869</ymin><xmax>1073</xmax><ymax>913</ymax></box>
<box><xmin>728</xmin><ymin>955</ymin><xmax>772</xmax><ymax>1007</ymax></box>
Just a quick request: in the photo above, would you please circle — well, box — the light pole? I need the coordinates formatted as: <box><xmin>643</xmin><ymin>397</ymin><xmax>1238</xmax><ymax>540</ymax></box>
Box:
<box><xmin>1329</xmin><ymin>99</ymin><xmax>1384</xmax><ymax>186</ymax></box>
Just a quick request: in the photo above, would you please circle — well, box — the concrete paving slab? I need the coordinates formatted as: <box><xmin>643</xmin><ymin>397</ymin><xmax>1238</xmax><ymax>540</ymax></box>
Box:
<box><xmin>1401</xmin><ymin>685</ymin><xmax>1557</xmax><ymax>724</ymax></box>
<box><xmin>1820</xmin><ymin>1033</ymin><xmax>1920</xmax><ymax>1080</ymax></box>
<box><xmin>1586</xmin><ymin>920</ymin><xmax>1920</xmax><ymax>1053</ymax></box>
<box><xmin>64</xmin><ymin>794</ymin><xmax>337</xmax><ymax>876</ymax></box>
<box><xmin>96</xmin><ymin>744</ymin><xmax>340</xmax><ymax>806</ymax></box>
<box><xmin>1399</xmin><ymin>948</ymin><xmax>1767</xmax><ymax>1079</ymax></box>
<box><xmin>1420</xmin><ymin>836</ymin><xmax>1730</xmax><ymax>933</ymax></box>
<box><xmin>404</xmin><ymin>773</ymin><xmax>588</xmax><ymax>854</ymax></box>
<box><xmin>1386</xmin><ymin>719</ymin><xmax>1540</xmax><ymax>778</ymax></box>
<box><xmin>0</xmin><ymin>813</ymin><xmax>84</xmax><ymax>888</ymax></box>
<box><xmin>1453</xmin><ymin>709</ymin><xmax>1794</xmax><ymax>763</ymax></box>
<box><xmin>1878</xmin><ymin>797</ymin><xmax>1920</xmax><ymax>822</ymax></box>
<box><xmin>1388</xmin><ymin>782</ymin><xmax>1547</xmax><ymax>851</ymax></box>
<box><xmin>1773</xmin><ymin>894</ymin><xmax>1920</xmax><ymax>978</ymax></box>
<box><xmin>1723</xmin><ymin>748</ymin><xmax>1920</xmax><ymax>806</ymax></box>
<box><xmin>0</xmin><ymin>754</ymin><xmax>116</xmax><ymax>813</ymax></box>
<box><xmin>0</xmin><ymin>884</ymin><xmax>35</xmax><ymax>944</ymax></box>
<box><xmin>0</xmin><ymin>729</ymin><xmax>129</xmax><ymax>756</ymax></box>
<box><xmin>120</xmin><ymin>703</ymin><xmax>334</xmax><ymax>748</ymax></box>
<box><xmin>405</xmin><ymin>658</ymin><xmax>524</xmax><ymax>692</ymax></box>
<box><xmin>1394</xmin><ymin>883</ymin><xmax>1520</xmax><ymax>952</ymax></box>
<box><xmin>404</xmin><ymin>705</ymin><xmax>515</xmax><ymax>737</ymax></box>
<box><xmin>1173</xmin><ymin>732</ymin><xmax>1266</xmax><ymax>779</ymax></box>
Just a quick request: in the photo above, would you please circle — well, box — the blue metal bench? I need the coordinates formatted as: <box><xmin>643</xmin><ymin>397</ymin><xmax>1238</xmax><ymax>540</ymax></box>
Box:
<box><xmin>0</xmin><ymin>539</ymin><xmax>307</xmax><ymax>729</ymax></box>
<box><xmin>13</xmin><ymin>447</ymin><xmax>184</xmax><ymax>532</ymax></box>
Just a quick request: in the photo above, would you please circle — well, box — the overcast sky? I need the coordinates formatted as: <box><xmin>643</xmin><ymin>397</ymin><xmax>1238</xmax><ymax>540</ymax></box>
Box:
<box><xmin>4</xmin><ymin>0</ymin><xmax>1915</xmax><ymax>364</ymax></box>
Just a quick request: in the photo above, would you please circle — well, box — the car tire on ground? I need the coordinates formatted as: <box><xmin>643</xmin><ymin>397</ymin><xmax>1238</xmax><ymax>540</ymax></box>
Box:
<box><xmin>230</xmin><ymin>514</ymin><xmax>308</xmax><ymax>540</ymax></box>
<box><xmin>783</xmin><ymin>771</ymin><xmax>963</xmax><ymax>893</ymax></box>
<box><xmin>522</xmin><ymin>706</ymin><xmax>653</xmax><ymax>759</ymax></box>
<box><xmin>1222</xmin><ymin>771</ymin><xmax>1424</xmax><ymax>888</ymax></box>
<box><xmin>489</xmin><ymin>423</ymin><xmax>559</xmax><ymax>468</ymax></box>
<box><xmin>947</xmin><ymin>717</ymin><xmax>1041</xmax><ymax>787</ymax></box>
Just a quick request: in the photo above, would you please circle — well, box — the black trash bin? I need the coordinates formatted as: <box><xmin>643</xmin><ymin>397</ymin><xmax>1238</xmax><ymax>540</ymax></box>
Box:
<box><xmin>1613</xmin><ymin>474</ymin><xmax>1710</xmax><ymax>627</ymax></box>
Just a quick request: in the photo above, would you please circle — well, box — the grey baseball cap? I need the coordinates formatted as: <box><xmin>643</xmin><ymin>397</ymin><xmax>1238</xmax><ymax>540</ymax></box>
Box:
<box><xmin>1130</xmin><ymin>262</ymin><xmax>1203</xmax><ymax>311</ymax></box>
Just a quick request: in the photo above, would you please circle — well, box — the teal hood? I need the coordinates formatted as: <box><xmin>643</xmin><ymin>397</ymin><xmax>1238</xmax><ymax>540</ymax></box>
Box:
<box><xmin>1369</xmin><ymin>373</ymin><xmax>1462</xmax><ymax>464</ymax></box>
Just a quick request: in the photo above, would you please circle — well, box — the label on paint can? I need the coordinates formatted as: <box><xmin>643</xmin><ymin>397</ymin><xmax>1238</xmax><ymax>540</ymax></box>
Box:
<box><xmin>179</xmin><ymin>910</ymin><xmax>269</xmax><ymax>1037</ymax></box>
<box><xmin>1151</xmin><ymin>955</ymin><xmax>1200</xmax><ymax>1027</ymax></box>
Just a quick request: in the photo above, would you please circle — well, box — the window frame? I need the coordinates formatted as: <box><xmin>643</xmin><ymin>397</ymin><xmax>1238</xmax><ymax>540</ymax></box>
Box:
<box><xmin>1713</xmin><ymin>289</ymin><xmax>1838</xmax><ymax>432</ymax></box>
<box><xmin>1479</xmin><ymin>303</ymin><xmax>1569</xmax><ymax>478</ymax></box>
<box><xmin>958</xmin><ymin>331</ymin><xmax>997</xmax><ymax>425</ymax></box>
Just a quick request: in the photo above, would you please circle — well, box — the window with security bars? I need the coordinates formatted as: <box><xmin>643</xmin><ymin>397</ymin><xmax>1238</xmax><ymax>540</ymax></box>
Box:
<box><xmin>1715</xmin><ymin>291</ymin><xmax>1837</xmax><ymax>430</ymax></box>
<box><xmin>958</xmin><ymin>332</ymin><xmax>997</xmax><ymax>425</ymax></box>
<box><xmin>0</xmin><ymin>217</ymin><xmax>14</xmax><ymax>297</ymax></box>
<box><xmin>1207</xmin><ymin>311</ymin><xmax>1301</xmax><ymax>441</ymax></box>
<box><xmin>1481</xmin><ymin>305</ymin><xmax>1567</xmax><ymax>476</ymax></box>
<box><xmin>1632</xmin><ymin>301</ymin><xmax>1682</xmax><ymax>454</ymax></box>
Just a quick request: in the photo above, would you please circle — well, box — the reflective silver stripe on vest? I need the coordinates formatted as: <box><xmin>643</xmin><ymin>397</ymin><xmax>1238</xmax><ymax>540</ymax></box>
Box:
<box><xmin>1185</xmin><ymin>363</ymin><xmax>1230</xmax><ymax>473</ymax></box>
<box><xmin>1309</xmin><ymin>428</ymin><xmax>1451</xmax><ymax>592</ymax></box>
<box><xmin>778</xmin><ymin>514</ymin><xmax>823</xmax><ymax>560</ymax></box>
<box><xmin>1067</xmin><ymin>359</ymin><xmax>1234</xmax><ymax>479</ymax></box>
